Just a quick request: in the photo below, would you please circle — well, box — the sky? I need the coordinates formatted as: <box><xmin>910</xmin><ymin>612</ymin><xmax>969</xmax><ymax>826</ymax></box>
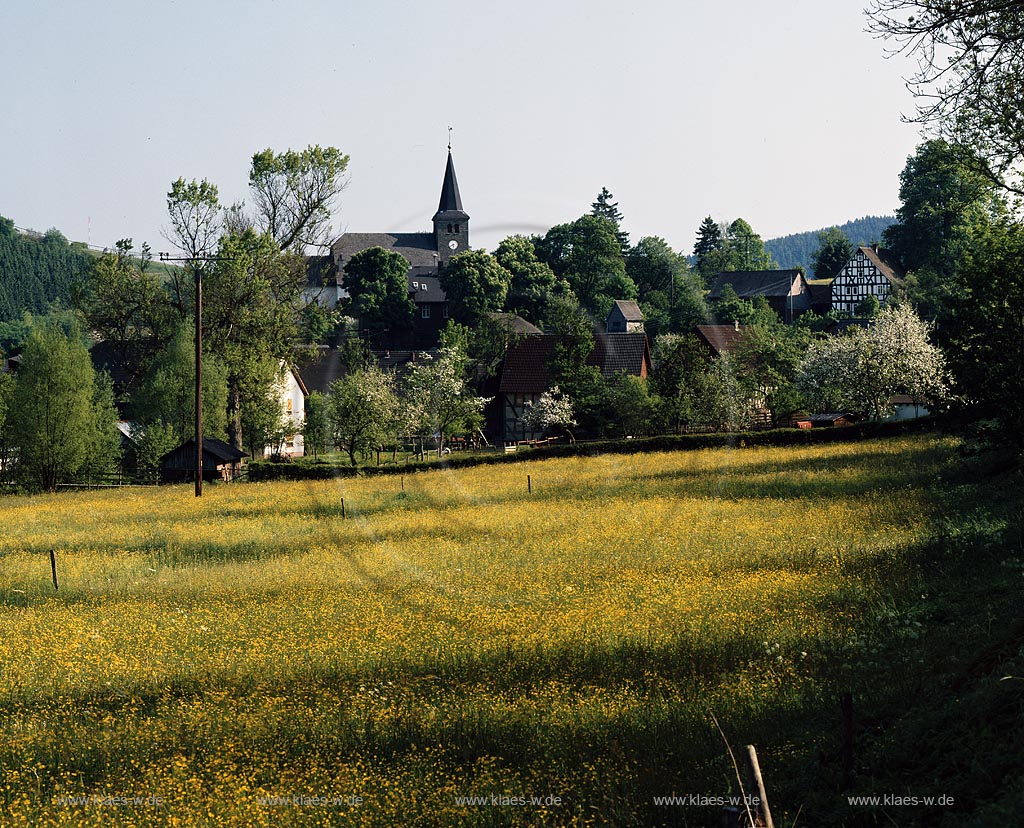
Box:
<box><xmin>0</xmin><ymin>0</ymin><xmax>924</xmax><ymax>257</ymax></box>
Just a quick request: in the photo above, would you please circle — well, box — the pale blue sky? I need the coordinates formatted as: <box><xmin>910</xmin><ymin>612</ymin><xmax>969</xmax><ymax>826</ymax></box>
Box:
<box><xmin>0</xmin><ymin>0</ymin><xmax>922</xmax><ymax>256</ymax></box>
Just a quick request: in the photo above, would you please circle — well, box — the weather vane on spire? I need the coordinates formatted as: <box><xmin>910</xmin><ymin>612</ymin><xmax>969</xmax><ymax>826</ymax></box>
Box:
<box><xmin>448</xmin><ymin>126</ymin><xmax>452</xmax><ymax>152</ymax></box>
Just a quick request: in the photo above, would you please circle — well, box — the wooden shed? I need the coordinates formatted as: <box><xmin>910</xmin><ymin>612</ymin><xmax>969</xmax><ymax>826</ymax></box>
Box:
<box><xmin>808</xmin><ymin>412</ymin><xmax>854</xmax><ymax>428</ymax></box>
<box><xmin>159</xmin><ymin>438</ymin><xmax>247</xmax><ymax>484</ymax></box>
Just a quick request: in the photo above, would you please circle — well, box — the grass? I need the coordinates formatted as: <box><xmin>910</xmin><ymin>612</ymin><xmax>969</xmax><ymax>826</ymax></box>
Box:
<box><xmin>0</xmin><ymin>434</ymin><xmax>1020</xmax><ymax>826</ymax></box>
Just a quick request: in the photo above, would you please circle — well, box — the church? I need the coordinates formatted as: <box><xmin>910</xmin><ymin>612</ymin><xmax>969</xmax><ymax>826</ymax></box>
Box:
<box><xmin>306</xmin><ymin>150</ymin><xmax>469</xmax><ymax>348</ymax></box>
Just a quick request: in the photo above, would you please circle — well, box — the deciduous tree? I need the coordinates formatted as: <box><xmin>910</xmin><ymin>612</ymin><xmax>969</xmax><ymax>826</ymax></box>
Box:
<box><xmin>493</xmin><ymin>235</ymin><xmax>557</xmax><ymax>322</ymax></box>
<box><xmin>521</xmin><ymin>386</ymin><xmax>577</xmax><ymax>443</ymax></box>
<box><xmin>797</xmin><ymin>304</ymin><xmax>947</xmax><ymax>420</ymax></box>
<box><xmin>867</xmin><ymin>0</ymin><xmax>1024</xmax><ymax>195</ymax></box>
<box><xmin>536</xmin><ymin>216</ymin><xmax>636</xmax><ymax>318</ymax></box>
<box><xmin>811</xmin><ymin>227</ymin><xmax>854</xmax><ymax>279</ymax></box>
<box><xmin>343</xmin><ymin>247</ymin><xmax>415</xmax><ymax>338</ymax></box>
<box><xmin>10</xmin><ymin>324</ymin><xmax>117</xmax><ymax>491</ymax></box>
<box><xmin>438</xmin><ymin>249</ymin><xmax>511</xmax><ymax>325</ymax></box>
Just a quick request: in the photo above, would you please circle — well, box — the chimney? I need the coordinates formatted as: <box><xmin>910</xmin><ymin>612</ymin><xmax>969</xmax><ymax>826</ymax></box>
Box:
<box><xmin>734</xmin><ymin>319</ymin><xmax>740</xmax><ymax>331</ymax></box>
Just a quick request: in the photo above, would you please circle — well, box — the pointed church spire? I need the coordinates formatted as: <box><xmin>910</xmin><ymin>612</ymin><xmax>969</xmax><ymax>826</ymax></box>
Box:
<box><xmin>435</xmin><ymin>150</ymin><xmax>467</xmax><ymax>218</ymax></box>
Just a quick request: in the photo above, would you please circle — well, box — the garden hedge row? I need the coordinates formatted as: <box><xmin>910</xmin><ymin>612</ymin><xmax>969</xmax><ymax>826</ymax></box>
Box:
<box><xmin>246</xmin><ymin>417</ymin><xmax>942</xmax><ymax>482</ymax></box>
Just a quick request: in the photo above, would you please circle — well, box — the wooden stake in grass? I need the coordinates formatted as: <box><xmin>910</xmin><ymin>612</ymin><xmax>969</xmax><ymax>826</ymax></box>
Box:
<box><xmin>401</xmin><ymin>475</ymin><xmax>405</xmax><ymax>492</ymax></box>
<box><xmin>527</xmin><ymin>474</ymin><xmax>532</xmax><ymax>494</ymax></box>
<box><xmin>744</xmin><ymin>745</ymin><xmax>774</xmax><ymax>828</ymax></box>
<box><xmin>341</xmin><ymin>497</ymin><xmax>346</xmax><ymax>519</ymax></box>
<box><xmin>49</xmin><ymin>549</ymin><xmax>59</xmax><ymax>591</ymax></box>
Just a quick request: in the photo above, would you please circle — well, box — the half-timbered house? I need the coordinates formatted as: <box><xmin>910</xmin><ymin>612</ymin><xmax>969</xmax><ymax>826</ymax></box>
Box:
<box><xmin>496</xmin><ymin>333</ymin><xmax>651</xmax><ymax>443</ymax></box>
<box><xmin>830</xmin><ymin>246</ymin><xmax>903</xmax><ymax>315</ymax></box>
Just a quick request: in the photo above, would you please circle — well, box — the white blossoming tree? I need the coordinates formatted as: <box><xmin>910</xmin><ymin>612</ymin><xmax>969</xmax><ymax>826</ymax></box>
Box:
<box><xmin>522</xmin><ymin>385</ymin><xmax>577</xmax><ymax>443</ymax></box>
<box><xmin>405</xmin><ymin>346</ymin><xmax>490</xmax><ymax>456</ymax></box>
<box><xmin>798</xmin><ymin>304</ymin><xmax>948</xmax><ymax>420</ymax></box>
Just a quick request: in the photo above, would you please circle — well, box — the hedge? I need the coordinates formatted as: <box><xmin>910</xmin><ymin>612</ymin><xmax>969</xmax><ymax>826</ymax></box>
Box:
<box><xmin>246</xmin><ymin>417</ymin><xmax>943</xmax><ymax>483</ymax></box>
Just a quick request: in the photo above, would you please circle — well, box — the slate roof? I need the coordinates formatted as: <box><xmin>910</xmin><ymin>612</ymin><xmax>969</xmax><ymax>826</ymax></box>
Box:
<box><xmin>695</xmin><ymin>325</ymin><xmax>746</xmax><ymax>356</ymax></box>
<box><xmin>433</xmin><ymin>151</ymin><xmax>469</xmax><ymax>221</ymax></box>
<box><xmin>610</xmin><ymin>299</ymin><xmax>644</xmax><ymax>321</ymax></box>
<box><xmin>296</xmin><ymin>347</ymin><xmax>348</xmax><ymax>396</ymax></box>
<box><xmin>858</xmin><ymin>246</ymin><xmax>904</xmax><ymax>284</ymax></box>
<box><xmin>808</xmin><ymin>412</ymin><xmax>854</xmax><ymax>425</ymax></box>
<box><xmin>332</xmin><ymin>233</ymin><xmax>439</xmax><ymax>270</ymax></box>
<box><xmin>295</xmin><ymin>347</ymin><xmax>422</xmax><ymax>395</ymax></box>
<box><xmin>161</xmin><ymin>437</ymin><xmax>247</xmax><ymax>464</ymax></box>
<box><xmin>707</xmin><ymin>270</ymin><xmax>806</xmax><ymax>299</ymax></box>
<box><xmin>592</xmin><ymin>332</ymin><xmax>651</xmax><ymax>376</ymax></box>
<box><xmin>499</xmin><ymin>333</ymin><xmax>650</xmax><ymax>394</ymax></box>
<box><xmin>408</xmin><ymin>271</ymin><xmax>447</xmax><ymax>303</ymax></box>
<box><xmin>484</xmin><ymin>312</ymin><xmax>542</xmax><ymax>335</ymax></box>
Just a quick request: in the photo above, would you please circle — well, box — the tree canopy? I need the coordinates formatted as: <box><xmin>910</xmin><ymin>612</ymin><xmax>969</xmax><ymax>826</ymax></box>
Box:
<box><xmin>867</xmin><ymin>0</ymin><xmax>1024</xmax><ymax>195</ymax></box>
<box><xmin>438</xmin><ymin>250</ymin><xmax>511</xmax><ymax>325</ymax></box>
<box><xmin>343</xmin><ymin>247</ymin><xmax>416</xmax><ymax>340</ymax></box>
<box><xmin>536</xmin><ymin>215</ymin><xmax>636</xmax><ymax>318</ymax></box>
<box><xmin>9</xmin><ymin>323</ymin><xmax>119</xmax><ymax>491</ymax></box>
<box><xmin>810</xmin><ymin>227</ymin><xmax>854</xmax><ymax>280</ymax></box>
<box><xmin>492</xmin><ymin>235</ymin><xmax>557</xmax><ymax>323</ymax></box>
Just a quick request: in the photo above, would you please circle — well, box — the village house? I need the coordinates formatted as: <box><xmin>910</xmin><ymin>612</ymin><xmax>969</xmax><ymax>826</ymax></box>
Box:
<box><xmin>694</xmin><ymin>322</ymin><xmax>746</xmax><ymax>358</ymax></box>
<box><xmin>707</xmin><ymin>269</ymin><xmax>811</xmax><ymax>322</ymax></box>
<box><xmin>830</xmin><ymin>245</ymin><xmax>903</xmax><ymax>315</ymax></box>
<box><xmin>495</xmin><ymin>332</ymin><xmax>652</xmax><ymax>444</ymax></box>
<box><xmin>605</xmin><ymin>300</ymin><xmax>644</xmax><ymax>333</ymax></box>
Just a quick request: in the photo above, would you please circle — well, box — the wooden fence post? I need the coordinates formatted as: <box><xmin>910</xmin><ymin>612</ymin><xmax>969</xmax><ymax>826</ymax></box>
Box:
<box><xmin>341</xmin><ymin>497</ymin><xmax>346</xmax><ymax>519</ymax></box>
<box><xmin>49</xmin><ymin>550</ymin><xmax>59</xmax><ymax>591</ymax></box>
<box><xmin>744</xmin><ymin>745</ymin><xmax>774</xmax><ymax>828</ymax></box>
<box><xmin>527</xmin><ymin>474</ymin><xmax>532</xmax><ymax>494</ymax></box>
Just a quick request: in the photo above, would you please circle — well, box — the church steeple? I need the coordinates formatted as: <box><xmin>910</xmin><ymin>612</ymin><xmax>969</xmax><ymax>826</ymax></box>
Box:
<box><xmin>433</xmin><ymin>149</ymin><xmax>469</xmax><ymax>266</ymax></box>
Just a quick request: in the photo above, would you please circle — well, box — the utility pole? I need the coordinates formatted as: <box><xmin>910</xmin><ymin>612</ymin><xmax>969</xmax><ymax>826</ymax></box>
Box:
<box><xmin>158</xmin><ymin>252</ymin><xmax>232</xmax><ymax>497</ymax></box>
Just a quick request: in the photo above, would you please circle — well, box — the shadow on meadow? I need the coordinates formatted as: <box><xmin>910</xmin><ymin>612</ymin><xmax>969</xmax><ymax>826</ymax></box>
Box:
<box><xmin>3</xmin><ymin>511</ymin><xmax>1021</xmax><ymax>826</ymax></box>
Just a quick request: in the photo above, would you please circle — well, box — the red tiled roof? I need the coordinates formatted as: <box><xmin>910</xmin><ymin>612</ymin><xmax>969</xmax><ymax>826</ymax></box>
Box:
<box><xmin>498</xmin><ymin>333</ymin><xmax>650</xmax><ymax>394</ymax></box>
<box><xmin>695</xmin><ymin>325</ymin><xmax>745</xmax><ymax>356</ymax></box>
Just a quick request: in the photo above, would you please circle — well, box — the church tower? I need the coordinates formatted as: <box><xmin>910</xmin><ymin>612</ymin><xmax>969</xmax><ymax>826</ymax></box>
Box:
<box><xmin>433</xmin><ymin>150</ymin><xmax>470</xmax><ymax>267</ymax></box>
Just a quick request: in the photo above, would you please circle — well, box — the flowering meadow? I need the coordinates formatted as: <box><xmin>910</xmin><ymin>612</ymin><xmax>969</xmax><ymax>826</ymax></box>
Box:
<box><xmin>0</xmin><ymin>435</ymin><xmax>1013</xmax><ymax>826</ymax></box>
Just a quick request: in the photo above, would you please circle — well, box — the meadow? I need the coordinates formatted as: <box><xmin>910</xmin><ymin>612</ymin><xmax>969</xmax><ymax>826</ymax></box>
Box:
<box><xmin>0</xmin><ymin>435</ymin><xmax>1020</xmax><ymax>826</ymax></box>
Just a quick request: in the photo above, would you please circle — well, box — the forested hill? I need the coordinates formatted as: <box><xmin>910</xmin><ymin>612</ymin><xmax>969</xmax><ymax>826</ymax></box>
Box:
<box><xmin>765</xmin><ymin>215</ymin><xmax>896</xmax><ymax>273</ymax></box>
<box><xmin>0</xmin><ymin>217</ymin><xmax>92</xmax><ymax>320</ymax></box>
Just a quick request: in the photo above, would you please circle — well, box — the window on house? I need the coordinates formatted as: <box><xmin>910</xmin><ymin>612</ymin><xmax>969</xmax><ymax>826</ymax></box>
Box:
<box><xmin>443</xmin><ymin>304</ymin><xmax>449</xmax><ymax>318</ymax></box>
<box><xmin>422</xmin><ymin>306</ymin><xmax>431</xmax><ymax>319</ymax></box>
<box><xmin>286</xmin><ymin>399</ymin><xmax>293</xmax><ymax>415</ymax></box>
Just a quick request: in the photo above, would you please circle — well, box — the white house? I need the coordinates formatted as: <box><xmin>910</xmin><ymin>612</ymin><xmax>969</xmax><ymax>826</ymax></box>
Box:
<box><xmin>265</xmin><ymin>365</ymin><xmax>307</xmax><ymax>458</ymax></box>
